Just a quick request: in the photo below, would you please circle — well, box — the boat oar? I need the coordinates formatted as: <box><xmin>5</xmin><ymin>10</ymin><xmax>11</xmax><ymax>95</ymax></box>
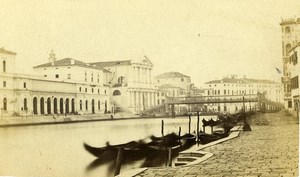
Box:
<box><xmin>114</xmin><ymin>147</ymin><xmax>124</xmax><ymax>176</ymax></box>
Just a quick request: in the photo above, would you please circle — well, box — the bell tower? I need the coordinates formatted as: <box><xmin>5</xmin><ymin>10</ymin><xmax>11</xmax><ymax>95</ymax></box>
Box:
<box><xmin>49</xmin><ymin>49</ymin><xmax>56</xmax><ymax>64</ymax></box>
<box><xmin>280</xmin><ymin>17</ymin><xmax>300</xmax><ymax>108</ymax></box>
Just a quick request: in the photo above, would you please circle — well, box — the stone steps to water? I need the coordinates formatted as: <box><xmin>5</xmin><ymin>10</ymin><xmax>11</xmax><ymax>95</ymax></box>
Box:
<box><xmin>175</xmin><ymin>151</ymin><xmax>206</xmax><ymax>166</ymax></box>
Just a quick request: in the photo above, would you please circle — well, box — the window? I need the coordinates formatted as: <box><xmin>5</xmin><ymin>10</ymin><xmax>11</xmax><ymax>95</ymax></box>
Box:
<box><xmin>91</xmin><ymin>73</ymin><xmax>94</xmax><ymax>82</ymax></box>
<box><xmin>118</xmin><ymin>76</ymin><xmax>125</xmax><ymax>84</ymax></box>
<box><xmin>55</xmin><ymin>74</ymin><xmax>59</xmax><ymax>78</ymax></box>
<box><xmin>288</xmin><ymin>101</ymin><xmax>292</xmax><ymax>108</ymax></box>
<box><xmin>24</xmin><ymin>98</ymin><xmax>28</xmax><ymax>111</ymax></box>
<box><xmin>86</xmin><ymin>100</ymin><xmax>88</xmax><ymax>110</ymax></box>
<box><xmin>67</xmin><ymin>74</ymin><xmax>71</xmax><ymax>79</ymax></box>
<box><xmin>291</xmin><ymin>76</ymin><xmax>299</xmax><ymax>89</ymax></box>
<box><xmin>3</xmin><ymin>98</ymin><xmax>7</xmax><ymax>111</ymax></box>
<box><xmin>224</xmin><ymin>90</ymin><xmax>226</xmax><ymax>95</ymax></box>
<box><xmin>98</xmin><ymin>89</ymin><xmax>100</xmax><ymax>94</ymax></box>
<box><xmin>98</xmin><ymin>101</ymin><xmax>100</xmax><ymax>110</ymax></box>
<box><xmin>161</xmin><ymin>92</ymin><xmax>164</xmax><ymax>96</ymax></box>
<box><xmin>3</xmin><ymin>60</ymin><xmax>6</xmax><ymax>72</ymax></box>
<box><xmin>79</xmin><ymin>87</ymin><xmax>81</xmax><ymax>92</ymax></box>
<box><xmin>92</xmin><ymin>88</ymin><xmax>94</xmax><ymax>93</ymax></box>
<box><xmin>85</xmin><ymin>72</ymin><xmax>87</xmax><ymax>82</ymax></box>
<box><xmin>80</xmin><ymin>100</ymin><xmax>82</xmax><ymax>110</ymax></box>
<box><xmin>286</xmin><ymin>44</ymin><xmax>291</xmax><ymax>56</ymax></box>
<box><xmin>44</xmin><ymin>75</ymin><xmax>47</xmax><ymax>77</ymax></box>
<box><xmin>285</xmin><ymin>26</ymin><xmax>291</xmax><ymax>33</ymax></box>
<box><xmin>224</xmin><ymin>106</ymin><xmax>227</xmax><ymax>111</ymax></box>
<box><xmin>181</xmin><ymin>78</ymin><xmax>184</xmax><ymax>82</ymax></box>
<box><xmin>23</xmin><ymin>82</ymin><xmax>26</xmax><ymax>88</ymax></box>
<box><xmin>85</xmin><ymin>88</ymin><xmax>87</xmax><ymax>93</ymax></box>
<box><xmin>113</xmin><ymin>90</ymin><xmax>121</xmax><ymax>96</ymax></box>
<box><xmin>105</xmin><ymin>90</ymin><xmax>107</xmax><ymax>94</ymax></box>
<box><xmin>3</xmin><ymin>81</ymin><xmax>6</xmax><ymax>87</ymax></box>
<box><xmin>97</xmin><ymin>74</ymin><xmax>100</xmax><ymax>83</ymax></box>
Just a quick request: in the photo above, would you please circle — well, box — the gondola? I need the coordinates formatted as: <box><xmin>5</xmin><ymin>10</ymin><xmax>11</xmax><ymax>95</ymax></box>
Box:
<box><xmin>202</xmin><ymin>118</ymin><xmax>221</xmax><ymax>127</ymax></box>
<box><xmin>198</xmin><ymin>130</ymin><xmax>228</xmax><ymax>144</ymax></box>
<box><xmin>83</xmin><ymin>140</ymin><xmax>147</xmax><ymax>158</ymax></box>
<box><xmin>84</xmin><ymin>133</ymin><xmax>197</xmax><ymax>158</ymax></box>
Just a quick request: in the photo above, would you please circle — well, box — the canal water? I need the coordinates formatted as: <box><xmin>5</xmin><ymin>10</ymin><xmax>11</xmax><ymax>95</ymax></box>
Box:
<box><xmin>0</xmin><ymin>115</ymin><xmax>217</xmax><ymax>177</ymax></box>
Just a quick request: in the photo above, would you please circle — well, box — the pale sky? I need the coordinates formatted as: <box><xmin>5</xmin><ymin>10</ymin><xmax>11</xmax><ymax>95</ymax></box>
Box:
<box><xmin>0</xmin><ymin>0</ymin><xmax>300</xmax><ymax>86</ymax></box>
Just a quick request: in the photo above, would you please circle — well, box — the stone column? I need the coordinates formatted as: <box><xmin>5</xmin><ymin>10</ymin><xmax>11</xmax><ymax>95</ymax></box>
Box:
<box><xmin>128</xmin><ymin>91</ymin><xmax>132</xmax><ymax>107</ymax></box>
<box><xmin>140</xmin><ymin>91</ymin><xmax>144</xmax><ymax>111</ymax></box>
<box><xmin>147</xmin><ymin>92</ymin><xmax>151</xmax><ymax>108</ymax></box>
<box><xmin>154</xmin><ymin>92</ymin><xmax>157</xmax><ymax>106</ymax></box>
<box><xmin>150</xmin><ymin>92</ymin><xmax>153</xmax><ymax>106</ymax></box>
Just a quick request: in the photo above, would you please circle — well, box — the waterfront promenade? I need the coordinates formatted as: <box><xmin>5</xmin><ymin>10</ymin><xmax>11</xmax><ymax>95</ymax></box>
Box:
<box><xmin>135</xmin><ymin>111</ymin><xmax>299</xmax><ymax>177</ymax></box>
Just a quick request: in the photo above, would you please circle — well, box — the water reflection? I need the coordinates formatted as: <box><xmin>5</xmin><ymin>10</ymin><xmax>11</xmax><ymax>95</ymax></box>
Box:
<box><xmin>0</xmin><ymin>115</ymin><xmax>216</xmax><ymax>177</ymax></box>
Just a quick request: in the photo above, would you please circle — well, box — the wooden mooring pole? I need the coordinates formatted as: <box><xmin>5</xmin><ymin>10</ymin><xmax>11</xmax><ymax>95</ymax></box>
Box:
<box><xmin>167</xmin><ymin>147</ymin><xmax>172</xmax><ymax>167</ymax></box>
<box><xmin>188</xmin><ymin>115</ymin><xmax>191</xmax><ymax>134</ymax></box>
<box><xmin>197</xmin><ymin>111</ymin><xmax>200</xmax><ymax>142</ymax></box>
<box><xmin>114</xmin><ymin>147</ymin><xmax>124</xmax><ymax>176</ymax></box>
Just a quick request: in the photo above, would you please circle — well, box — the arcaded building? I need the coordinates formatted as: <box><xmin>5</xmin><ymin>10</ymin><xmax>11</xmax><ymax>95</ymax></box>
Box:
<box><xmin>0</xmin><ymin>49</ymin><xmax>158</xmax><ymax>117</ymax></box>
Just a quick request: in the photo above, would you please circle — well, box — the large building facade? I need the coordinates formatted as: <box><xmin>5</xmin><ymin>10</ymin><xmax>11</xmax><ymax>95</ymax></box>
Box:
<box><xmin>288</xmin><ymin>44</ymin><xmax>300</xmax><ymax>117</ymax></box>
<box><xmin>203</xmin><ymin>76</ymin><xmax>283</xmax><ymax>113</ymax></box>
<box><xmin>0</xmin><ymin>49</ymin><xmax>158</xmax><ymax>117</ymax></box>
<box><xmin>91</xmin><ymin>56</ymin><xmax>158</xmax><ymax>114</ymax></box>
<box><xmin>280</xmin><ymin>18</ymin><xmax>300</xmax><ymax>109</ymax></box>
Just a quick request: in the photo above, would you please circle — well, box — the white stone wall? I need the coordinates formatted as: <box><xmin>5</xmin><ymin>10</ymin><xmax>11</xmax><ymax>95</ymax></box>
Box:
<box><xmin>33</xmin><ymin>65</ymin><xmax>105</xmax><ymax>85</ymax></box>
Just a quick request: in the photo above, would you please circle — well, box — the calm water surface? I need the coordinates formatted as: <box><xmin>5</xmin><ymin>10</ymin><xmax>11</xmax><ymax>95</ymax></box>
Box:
<box><xmin>0</xmin><ymin>115</ymin><xmax>217</xmax><ymax>177</ymax></box>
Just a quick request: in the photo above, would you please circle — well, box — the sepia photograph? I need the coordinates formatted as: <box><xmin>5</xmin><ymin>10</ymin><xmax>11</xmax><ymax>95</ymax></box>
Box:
<box><xmin>0</xmin><ymin>0</ymin><xmax>299</xmax><ymax>177</ymax></box>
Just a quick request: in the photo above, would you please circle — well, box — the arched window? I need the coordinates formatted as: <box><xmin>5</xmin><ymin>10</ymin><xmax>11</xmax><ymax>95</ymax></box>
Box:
<box><xmin>47</xmin><ymin>97</ymin><xmax>51</xmax><ymax>114</ymax></box>
<box><xmin>3</xmin><ymin>60</ymin><xmax>6</xmax><ymax>72</ymax></box>
<box><xmin>113</xmin><ymin>90</ymin><xmax>121</xmax><ymax>96</ymax></box>
<box><xmin>40</xmin><ymin>97</ymin><xmax>45</xmax><ymax>114</ymax></box>
<box><xmin>24</xmin><ymin>98</ymin><xmax>28</xmax><ymax>111</ymax></box>
<box><xmin>286</xmin><ymin>44</ymin><xmax>292</xmax><ymax>56</ymax></box>
<box><xmin>33</xmin><ymin>97</ymin><xmax>38</xmax><ymax>114</ymax></box>
<box><xmin>60</xmin><ymin>98</ymin><xmax>64</xmax><ymax>114</ymax></box>
<box><xmin>118</xmin><ymin>76</ymin><xmax>125</xmax><ymax>84</ymax></box>
<box><xmin>80</xmin><ymin>100</ymin><xmax>82</xmax><ymax>110</ymax></box>
<box><xmin>54</xmin><ymin>98</ymin><xmax>58</xmax><ymax>114</ymax></box>
<box><xmin>3</xmin><ymin>98</ymin><xmax>7</xmax><ymax>111</ymax></box>
<box><xmin>65</xmin><ymin>98</ymin><xmax>69</xmax><ymax>114</ymax></box>
<box><xmin>71</xmin><ymin>98</ymin><xmax>75</xmax><ymax>113</ymax></box>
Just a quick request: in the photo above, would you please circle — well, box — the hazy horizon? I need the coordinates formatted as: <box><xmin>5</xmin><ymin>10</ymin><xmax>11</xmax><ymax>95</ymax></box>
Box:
<box><xmin>1</xmin><ymin>0</ymin><xmax>300</xmax><ymax>87</ymax></box>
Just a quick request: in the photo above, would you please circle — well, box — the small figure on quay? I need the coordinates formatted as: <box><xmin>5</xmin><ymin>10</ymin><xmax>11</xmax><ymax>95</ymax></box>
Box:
<box><xmin>111</xmin><ymin>114</ymin><xmax>114</xmax><ymax>119</ymax></box>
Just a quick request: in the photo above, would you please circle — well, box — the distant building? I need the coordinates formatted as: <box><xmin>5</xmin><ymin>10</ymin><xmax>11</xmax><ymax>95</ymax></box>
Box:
<box><xmin>0</xmin><ymin>49</ymin><xmax>158</xmax><ymax>117</ymax></box>
<box><xmin>280</xmin><ymin>17</ymin><xmax>300</xmax><ymax>109</ymax></box>
<box><xmin>154</xmin><ymin>71</ymin><xmax>204</xmax><ymax>114</ymax></box>
<box><xmin>33</xmin><ymin>53</ymin><xmax>111</xmax><ymax>115</ymax></box>
<box><xmin>204</xmin><ymin>75</ymin><xmax>283</xmax><ymax>113</ymax></box>
<box><xmin>91</xmin><ymin>56</ymin><xmax>158</xmax><ymax>114</ymax></box>
<box><xmin>287</xmin><ymin>44</ymin><xmax>300</xmax><ymax>117</ymax></box>
<box><xmin>155</xmin><ymin>72</ymin><xmax>192</xmax><ymax>96</ymax></box>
